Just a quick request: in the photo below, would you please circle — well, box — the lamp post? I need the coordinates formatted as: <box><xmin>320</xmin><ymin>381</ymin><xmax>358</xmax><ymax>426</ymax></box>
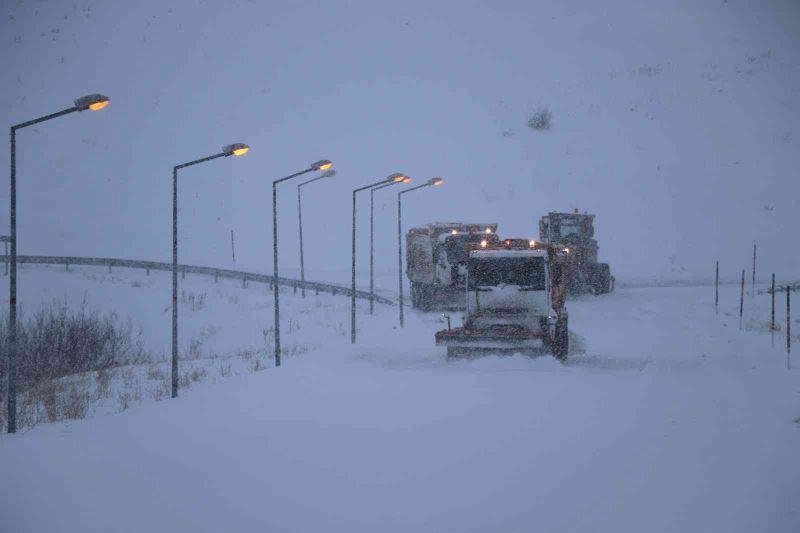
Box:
<box><xmin>6</xmin><ymin>93</ymin><xmax>109</xmax><ymax>433</ymax></box>
<box><xmin>351</xmin><ymin>173</ymin><xmax>408</xmax><ymax>343</ymax></box>
<box><xmin>369</xmin><ymin>177</ymin><xmax>411</xmax><ymax>314</ymax></box>
<box><xmin>297</xmin><ymin>169</ymin><xmax>336</xmax><ymax>298</ymax></box>
<box><xmin>398</xmin><ymin>178</ymin><xmax>444</xmax><ymax>327</ymax></box>
<box><xmin>172</xmin><ymin>143</ymin><xmax>249</xmax><ymax>398</ymax></box>
<box><xmin>273</xmin><ymin>160</ymin><xmax>332</xmax><ymax>367</ymax></box>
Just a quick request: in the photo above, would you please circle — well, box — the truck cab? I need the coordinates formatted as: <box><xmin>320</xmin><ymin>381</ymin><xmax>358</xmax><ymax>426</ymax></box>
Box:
<box><xmin>435</xmin><ymin>240</ymin><xmax>569</xmax><ymax>359</ymax></box>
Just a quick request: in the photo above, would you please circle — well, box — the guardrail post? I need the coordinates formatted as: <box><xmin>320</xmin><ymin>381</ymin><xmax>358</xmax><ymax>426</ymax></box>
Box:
<box><xmin>146</xmin><ymin>267</ymin><xmax>150</xmax><ymax>276</ymax></box>
<box><xmin>771</xmin><ymin>274</ymin><xmax>776</xmax><ymax>331</ymax></box>
<box><xmin>714</xmin><ymin>260</ymin><xmax>718</xmax><ymax>314</ymax></box>
<box><xmin>293</xmin><ymin>283</ymin><xmax>297</xmax><ymax>294</ymax></box>
<box><xmin>739</xmin><ymin>269</ymin><xmax>744</xmax><ymax>329</ymax></box>
<box><xmin>182</xmin><ymin>267</ymin><xmax>185</xmax><ymax>280</ymax></box>
<box><xmin>214</xmin><ymin>270</ymin><xmax>218</xmax><ymax>283</ymax></box>
<box><xmin>108</xmin><ymin>263</ymin><xmax>112</xmax><ymax>273</ymax></box>
<box><xmin>243</xmin><ymin>273</ymin><xmax>247</xmax><ymax>288</ymax></box>
<box><xmin>65</xmin><ymin>260</ymin><xmax>69</xmax><ymax>272</ymax></box>
<box><xmin>788</xmin><ymin>288</ymin><xmax>792</xmax><ymax>370</ymax></box>
<box><xmin>315</xmin><ymin>286</ymin><xmax>319</xmax><ymax>296</ymax></box>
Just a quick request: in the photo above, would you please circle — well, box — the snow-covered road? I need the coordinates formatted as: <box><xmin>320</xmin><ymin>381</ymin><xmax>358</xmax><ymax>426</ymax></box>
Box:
<box><xmin>1</xmin><ymin>266</ymin><xmax>798</xmax><ymax>532</ymax></box>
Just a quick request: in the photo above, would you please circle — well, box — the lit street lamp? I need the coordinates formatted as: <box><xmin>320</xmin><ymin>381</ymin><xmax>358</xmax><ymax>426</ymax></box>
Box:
<box><xmin>398</xmin><ymin>178</ymin><xmax>444</xmax><ymax>327</ymax></box>
<box><xmin>6</xmin><ymin>93</ymin><xmax>110</xmax><ymax>434</ymax></box>
<box><xmin>351</xmin><ymin>173</ymin><xmax>408</xmax><ymax>343</ymax></box>
<box><xmin>172</xmin><ymin>143</ymin><xmax>249</xmax><ymax>398</ymax></box>
<box><xmin>297</xmin><ymin>169</ymin><xmax>336</xmax><ymax>298</ymax></box>
<box><xmin>369</xmin><ymin>177</ymin><xmax>410</xmax><ymax>314</ymax></box>
<box><xmin>273</xmin><ymin>160</ymin><xmax>332</xmax><ymax>367</ymax></box>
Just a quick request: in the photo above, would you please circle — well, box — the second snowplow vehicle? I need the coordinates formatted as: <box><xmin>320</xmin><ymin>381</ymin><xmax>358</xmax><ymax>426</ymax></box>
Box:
<box><xmin>406</xmin><ymin>222</ymin><xmax>500</xmax><ymax>311</ymax></box>
<box><xmin>539</xmin><ymin>211</ymin><xmax>614</xmax><ymax>295</ymax></box>
<box><xmin>435</xmin><ymin>239</ymin><xmax>569</xmax><ymax>360</ymax></box>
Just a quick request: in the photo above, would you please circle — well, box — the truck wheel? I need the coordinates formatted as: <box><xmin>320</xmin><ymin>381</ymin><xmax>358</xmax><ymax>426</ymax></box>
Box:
<box><xmin>418</xmin><ymin>284</ymin><xmax>431</xmax><ymax>312</ymax></box>
<box><xmin>553</xmin><ymin>316</ymin><xmax>569</xmax><ymax>361</ymax></box>
<box><xmin>591</xmin><ymin>264</ymin><xmax>612</xmax><ymax>294</ymax></box>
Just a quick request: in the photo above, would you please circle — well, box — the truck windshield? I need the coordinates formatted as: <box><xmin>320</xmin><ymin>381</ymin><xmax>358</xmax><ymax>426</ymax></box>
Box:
<box><xmin>444</xmin><ymin>234</ymin><xmax>499</xmax><ymax>264</ymax></box>
<box><xmin>468</xmin><ymin>256</ymin><xmax>546</xmax><ymax>289</ymax></box>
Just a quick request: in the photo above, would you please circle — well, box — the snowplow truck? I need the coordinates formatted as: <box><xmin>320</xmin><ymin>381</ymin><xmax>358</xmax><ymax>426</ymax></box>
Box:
<box><xmin>435</xmin><ymin>239</ymin><xmax>569</xmax><ymax>360</ymax></box>
<box><xmin>538</xmin><ymin>211</ymin><xmax>614</xmax><ymax>296</ymax></box>
<box><xmin>406</xmin><ymin>223</ymin><xmax>500</xmax><ymax>311</ymax></box>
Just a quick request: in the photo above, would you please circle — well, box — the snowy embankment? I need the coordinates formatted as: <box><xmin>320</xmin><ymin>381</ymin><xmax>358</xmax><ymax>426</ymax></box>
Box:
<box><xmin>1</xmin><ymin>265</ymin><xmax>799</xmax><ymax>532</ymax></box>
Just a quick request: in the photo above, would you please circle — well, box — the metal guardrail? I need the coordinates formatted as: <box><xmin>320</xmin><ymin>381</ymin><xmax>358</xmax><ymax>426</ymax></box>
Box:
<box><xmin>5</xmin><ymin>254</ymin><xmax>395</xmax><ymax>305</ymax></box>
<box><xmin>758</xmin><ymin>282</ymin><xmax>800</xmax><ymax>295</ymax></box>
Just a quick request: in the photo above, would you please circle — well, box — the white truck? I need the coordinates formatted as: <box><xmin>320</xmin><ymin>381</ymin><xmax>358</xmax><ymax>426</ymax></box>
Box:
<box><xmin>435</xmin><ymin>239</ymin><xmax>569</xmax><ymax>360</ymax></box>
<box><xmin>406</xmin><ymin>223</ymin><xmax>500</xmax><ymax>310</ymax></box>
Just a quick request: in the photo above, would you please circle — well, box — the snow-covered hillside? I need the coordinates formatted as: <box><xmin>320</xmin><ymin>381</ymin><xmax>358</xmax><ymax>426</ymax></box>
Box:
<box><xmin>1</xmin><ymin>265</ymin><xmax>798</xmax><ymax>532</ymax></box>
<box><xmin>0</xmin><ymin>1</ymin><xmax>798</xmax><ymax>280</ymax></box>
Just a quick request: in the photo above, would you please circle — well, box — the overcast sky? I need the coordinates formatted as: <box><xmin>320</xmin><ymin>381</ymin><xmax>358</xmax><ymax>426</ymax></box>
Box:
<box><xmin>1</xmin><ymin>0</ymin><xmax>798</xmax><ymax>283</ymax></box>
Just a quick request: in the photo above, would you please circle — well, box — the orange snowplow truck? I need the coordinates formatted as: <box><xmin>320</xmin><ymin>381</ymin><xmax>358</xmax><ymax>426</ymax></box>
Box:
<box><xmin>435</xmin><ymin>238</ymin><xmax>569</xmax><ymax>360</ymax></box>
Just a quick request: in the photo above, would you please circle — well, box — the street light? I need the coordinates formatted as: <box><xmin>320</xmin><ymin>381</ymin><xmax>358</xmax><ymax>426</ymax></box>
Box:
<box><xmin>172</xmin><ymin>143</ymin><xmax>248</xmax><ymax>398</ymax></box>
<box><xmin>6</xmin><ymin>92</ymin><xmax>110</xmax><ymax>434</ymax></box>
<box><xmin>398</xmin><ymin>177</ymin><xmax>444</xmax><ymax>327</ymax></box>
<box><xmin>351</xmin><ymin>173</ymin><xmax>408</xmax><ymax>343</ymax></box>
<box><xmin>297</xmin><ymin>169</ymin><xmax>336</xmax><ymax>297</ymax></box>
<box><xmin>369</xmin><ymin>177</ymin><xmax>411</xmax><ymax>314</ymax></box>
<box><xmin>272</xmin><ymin>160</ymin><xmax>332</xmax><ymax>367</ymax></box>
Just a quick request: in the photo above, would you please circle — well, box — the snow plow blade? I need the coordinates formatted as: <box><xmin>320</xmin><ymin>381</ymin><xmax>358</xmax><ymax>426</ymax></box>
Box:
<box><xmin>435</xmin><ymin>327</ymin><xmax>546</xmax><ymax>352</ymax></box>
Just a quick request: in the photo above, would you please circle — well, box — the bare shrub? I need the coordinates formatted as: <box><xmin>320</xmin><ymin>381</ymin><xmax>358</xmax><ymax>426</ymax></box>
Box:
<box><xmin>30</xmin><ymin>379</ymin><xmax>63</xmax><ymax>423</ymax></box>
<box><xmin>218</xmin><ymin>363</ymin><xmax>232</xmax><ymax>378</ymax></box>
<box><xmin>528</xmin><ymin>107</ymin><xmax>552</xmax><ymax>131</ymax></box>
<box><xmin>333</xmin><ymin>321</ymin><xmax>347</xmax><ymax>337</ymax></box>
<box><xmin>118</xmin><ymin>390</ymin><xmax>132</xmax><ymax>411</ymax></box>
<box><xmin>284</xmin><ymin>344</ymin><xmax>310</xmax><ymax>358</ymax></box>
<box><xmin>61</xmin><ymin>381</ymin><xmax>89</xmax><ymax>420</ymax></box>
<box><xmin>94</xmin><ymin>367</ymin><xmax>112</xmax><ymax>399</ymax></box>
<box><xmin>0</xmin><ymin>299</ymin><xmax>147</xmax><ymax>391</ymax></box>
<box><xmin>250</xmin><ymin>357</ymin><xmax>264</xmax><ymax>373</ymax></box>
<box><xmin>178</xmin><ymin>372</ymin><xmax>192</xmax><ymax>390</ymax></box>
<box><xmin>262</xmin><ymin>327</ymin><xmax>275</xmax><ymax>346</ymax></box>
<box><xmin>188</xmin><ymin>336</ymin><xmax>203</xmax><ymax>359</ymax></box>
<box><xmin>118</xmin><ymin>371</ymin><xmax>142</xmax><ymax>411</ymax></box>
<box><xmin>189</xmin><ymin>368</ymin><xmax>207</xmax><ymax>383</ymax></box>
<box><xmin>186</xmin><ymin>325</ymin><xmax>219</xmax><ymax>359</ymax></box>
<box><xmin>146</xmin><ymin>364</ymin><xmax>167</xmax><ymax>381</ymax></box>
<box><xmin>181</xmin><ymin>291</ymin><xmax>207</xmax><ymax>311</ymax></box>
<box><xmin>149</xmin><ymin>376</ymin><xmax>170</xmax><ymax>402</ymax></box>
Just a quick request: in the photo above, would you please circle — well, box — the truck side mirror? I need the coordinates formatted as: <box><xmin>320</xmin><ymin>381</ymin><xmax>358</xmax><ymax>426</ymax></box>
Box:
<box><xmin>442</xmin><ymin>313</ymin><xmax>451</xmax><ymax>330</ymax></box>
